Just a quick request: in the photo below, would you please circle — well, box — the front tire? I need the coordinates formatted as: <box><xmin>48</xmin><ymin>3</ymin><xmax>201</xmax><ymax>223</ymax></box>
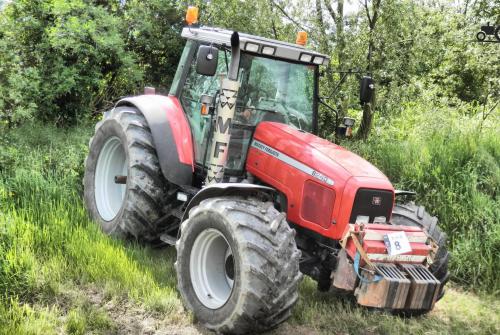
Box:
<box><xmin>176</xmin><ymin>197</ymin><xmax>302</xmax><ymax>334</ymax></box>
<box><xmin>391</xmin><ymin>203</ymin><xmax>450</xmax><ymax>313</ymax></box>
<box><xmin>84</xmin><ymin>106</ymin><xmax>169</xmax><ymax>240</ymax></box>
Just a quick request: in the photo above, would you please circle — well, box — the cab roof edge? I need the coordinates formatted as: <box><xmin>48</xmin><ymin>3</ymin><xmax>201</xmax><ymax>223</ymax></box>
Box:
<box><xmin>181</xmin><ymin>26</ymin><xmax>330</xmax><ymax>66</ymax></box>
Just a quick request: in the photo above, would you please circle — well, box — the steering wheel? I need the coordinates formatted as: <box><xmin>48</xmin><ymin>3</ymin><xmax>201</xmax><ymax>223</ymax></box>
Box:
<box><xmin>257</xmin><ymin>98</ymin><xmax>290</xmax><ymax>124</ymax></box>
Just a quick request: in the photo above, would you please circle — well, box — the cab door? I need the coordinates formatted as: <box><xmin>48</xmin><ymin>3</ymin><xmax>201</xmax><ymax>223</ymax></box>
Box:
<box><xmin>179</xmin><ymin>45</ymin><xmax>227</xmax><ymax>166</ymax></box>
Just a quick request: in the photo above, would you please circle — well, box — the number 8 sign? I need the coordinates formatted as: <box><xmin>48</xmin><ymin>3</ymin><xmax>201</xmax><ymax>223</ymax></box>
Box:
<box><xmin>383</xmin><ymin>231</ymin><xmax>412</xmax><ymax>256</ymax></box>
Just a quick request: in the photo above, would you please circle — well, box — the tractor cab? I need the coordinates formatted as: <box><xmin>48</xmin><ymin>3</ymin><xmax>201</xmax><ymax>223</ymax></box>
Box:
<box><xmin>169</xmin><ymin>26</ymin><xmax>329</xmax><ymax>176</ymax></box>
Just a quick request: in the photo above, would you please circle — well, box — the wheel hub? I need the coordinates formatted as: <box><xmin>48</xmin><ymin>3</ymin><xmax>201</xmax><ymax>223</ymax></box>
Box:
<box><xmin>190</xmin><ymin>229</ymin><xmax>234</xmax><ymax>309</ymax></box>
<box><xmin>94</xmin><ymin>136</ymin><xmax>127</xmax><ymax>221</ymax></box>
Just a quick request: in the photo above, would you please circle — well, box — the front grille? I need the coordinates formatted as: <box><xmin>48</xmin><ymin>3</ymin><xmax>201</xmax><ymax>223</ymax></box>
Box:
<box><xmin>349</xmin><ymin>188</ymin><xmax>393</xmax><ymax>223</ymax></box>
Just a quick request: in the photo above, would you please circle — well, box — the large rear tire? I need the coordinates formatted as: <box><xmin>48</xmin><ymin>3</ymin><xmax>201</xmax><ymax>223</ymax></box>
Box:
<box><xmin>84</xmin><ymin>106</ymin><xmax>169</xmax><ymax>240</ymax></box>
<box><xmin>391</xmin><ymin>203</ymin><xmax>450</xmax><ymax>313</ymax></box>
<box><xmin>176</xmin><ymin>197</ymin><xmax>302</xmax><ymax>334</ymax></box>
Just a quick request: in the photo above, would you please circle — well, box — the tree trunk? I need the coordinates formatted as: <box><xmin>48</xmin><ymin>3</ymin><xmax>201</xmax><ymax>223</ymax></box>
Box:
<box><xmin>357</xmin><ymin>102</ymin><xmax>373</xmax><ymax>140</ymax></box>
<box><xmin>315</xmin><ymin>0</ymin><xmax>334</xmax><ymax>85</ymax></box>
<box><xmin>334</xmin><ymin>1</ymin><xmax>345</xmax><ymax>69</ymax></box>
<box><xmin>357</xmin><ymin>0</ymin><xmax>381</xmax><ymax>140</ymax></box>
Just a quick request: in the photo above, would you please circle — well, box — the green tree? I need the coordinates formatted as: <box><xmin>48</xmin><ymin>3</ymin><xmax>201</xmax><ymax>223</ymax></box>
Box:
<box><xmin>123</xmin><ymin>0</ymin><xmax>184</xmax><ymax>92</ymax></box>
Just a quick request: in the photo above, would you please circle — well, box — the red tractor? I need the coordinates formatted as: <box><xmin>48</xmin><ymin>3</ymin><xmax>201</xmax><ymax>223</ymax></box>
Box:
<box><xmin>84</xmin><ymin>8</ymin><xmax>449</xmax><ymax>334</ymax></box>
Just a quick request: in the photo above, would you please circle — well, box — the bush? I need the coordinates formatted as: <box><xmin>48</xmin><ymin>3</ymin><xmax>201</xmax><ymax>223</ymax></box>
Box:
<box><xmin>123</xmin><ymin>0</ymin><xmax>184</xmax><ymax>92</ymax></box>
<box><xmin>0</xmin><ymin>0</ymin><xmax>184</xmax><ymax>126</ymax></box>
<box><xmin>0</xmin><ymin>0</ymin><xmax>144</xmax><ymax>125</ymax></box>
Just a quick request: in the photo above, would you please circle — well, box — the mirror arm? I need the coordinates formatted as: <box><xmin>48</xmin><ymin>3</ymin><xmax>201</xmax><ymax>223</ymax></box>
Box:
<box><xmin>223</xmin><ymin>47</ymin><xmax>229</xmax><ymax>74</ymax></box>
<box><xmin>318</xmin><ymin>97</ymin><xmax>339</xmax><ymax>142</ymax></box>
<box><xmin>326</xmin><ymin>70</ymin><xmax>350</xmax><ymax>101</ymax></box>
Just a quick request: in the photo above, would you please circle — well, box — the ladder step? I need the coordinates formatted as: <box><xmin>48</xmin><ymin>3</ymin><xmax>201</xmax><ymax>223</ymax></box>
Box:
<box><xmin>159</xmin><ymin>233</ymin><xmax>177</xmax><ymax>245</ymax></box>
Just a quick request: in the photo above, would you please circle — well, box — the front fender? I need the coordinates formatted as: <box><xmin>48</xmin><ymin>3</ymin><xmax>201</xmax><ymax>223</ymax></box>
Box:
<box><xmin>115</xmin><ymin>95</ymin><xmax>194</xmax><ymax>186</ymax></box>
<box><xmin>181</xmin><ymin>183</ymin><xmax>276</xmax><ymax>222</ymax></box>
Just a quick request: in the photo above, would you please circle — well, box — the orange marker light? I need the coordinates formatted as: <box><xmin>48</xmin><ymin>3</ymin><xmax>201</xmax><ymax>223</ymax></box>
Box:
<box><xmin>186</xmin><ymin>6</ymin><xmax>199</xmax><ymax>25</ymax></box>
<box><xmin>200</xmin><ymin>104</ymin><xmax>208</xmax><ymax>115</ymax></box>
<box><xmin>296</xmin><ymin>31</ymin><xmax>307</xmax><ymax>46</ymax></box>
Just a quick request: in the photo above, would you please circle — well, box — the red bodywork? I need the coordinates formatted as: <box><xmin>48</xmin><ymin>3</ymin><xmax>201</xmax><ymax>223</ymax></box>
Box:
<box><xmin>246</xmin><ymin>122</ymin><xmax>395</xmax><ymax>240</ymax></box>
<box><xmin>163</xmin><ymin>96</ymin><xmax>194</xmax><ymax>169</ymax></box>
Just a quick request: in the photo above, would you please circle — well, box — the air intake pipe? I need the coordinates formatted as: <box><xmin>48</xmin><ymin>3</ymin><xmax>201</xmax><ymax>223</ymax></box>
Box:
<box><xmin>205</xmin><ymin>32</ymin><xmax>241</xmax><ymax>184</ymax></box>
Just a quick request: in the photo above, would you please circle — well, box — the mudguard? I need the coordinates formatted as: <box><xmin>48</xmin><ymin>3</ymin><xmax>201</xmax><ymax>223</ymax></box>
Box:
<box><xmin>181</xmin><ymin>183</ymin><xmax>276</xmax><ymax>222</ymax></box>
<box><xmin>115</xmin><ymin>95</ymin><xmax>194</xmax><ymax>186</ymax></box>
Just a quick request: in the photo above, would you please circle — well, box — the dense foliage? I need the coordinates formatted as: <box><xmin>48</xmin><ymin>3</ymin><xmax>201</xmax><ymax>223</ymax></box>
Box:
<box><xmin>0</xmin><ymin>0</ymin><xmax>183</xmax><ymax>125</ymax></box>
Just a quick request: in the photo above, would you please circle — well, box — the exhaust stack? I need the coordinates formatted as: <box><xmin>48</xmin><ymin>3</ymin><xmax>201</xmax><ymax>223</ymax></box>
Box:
<box><xmin>205</xmin><ymin>32</ymin><xmax>241</xmax><ymax>185</ymax></box>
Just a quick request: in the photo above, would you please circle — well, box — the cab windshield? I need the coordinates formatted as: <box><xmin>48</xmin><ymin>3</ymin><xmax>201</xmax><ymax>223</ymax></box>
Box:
<box><xmin>235</xmin><ymin>53</ymin><xmax>315</xmax><ymax>131</ymax></box>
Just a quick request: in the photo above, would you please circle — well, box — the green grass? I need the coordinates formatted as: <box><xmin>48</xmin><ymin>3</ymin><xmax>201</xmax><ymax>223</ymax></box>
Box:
<box><xmin>0</xmin><ymin>119</ymin><xmax>498</xmax><ymax>334</ymax></box>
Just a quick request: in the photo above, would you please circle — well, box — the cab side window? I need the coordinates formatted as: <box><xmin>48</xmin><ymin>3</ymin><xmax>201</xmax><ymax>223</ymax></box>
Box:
<box><xmin>181</xmin><ymin>46</ymin><xmax>227</xmax><ymax>164</ymax></box>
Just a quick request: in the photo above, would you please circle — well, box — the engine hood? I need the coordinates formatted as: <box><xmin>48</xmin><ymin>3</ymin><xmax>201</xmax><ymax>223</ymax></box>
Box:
<box><xmin>252</xmin><ymin>122</ymin><xmax>389</xmax><ymax>180</ymax></box>
<box><xmin>246</xmin><ymin>122</ymin><xmax>394</xmax><ymax>240</ymax></box>
<box><xmin>307</xmin><ymin>138</ymin><xmax>387</xmax><ymax>179</ymax></box>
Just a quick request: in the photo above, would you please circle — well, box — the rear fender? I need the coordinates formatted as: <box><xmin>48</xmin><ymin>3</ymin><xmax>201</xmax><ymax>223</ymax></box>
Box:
<box><xmin>115</xmin><ymin>95</ymin><xmax>194</xmax><ymax>186</ymax></box>
<box><xmin>181</xmin><ymin>183</ymin><xmax>276</xmax><ymax>222</ymax></box>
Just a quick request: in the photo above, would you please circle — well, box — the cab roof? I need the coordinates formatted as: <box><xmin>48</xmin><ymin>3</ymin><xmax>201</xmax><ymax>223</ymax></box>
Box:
<box><xmin>181</xmin><ymin>26</ymin><xmax>330</xmax><ymax>66</ymax></box>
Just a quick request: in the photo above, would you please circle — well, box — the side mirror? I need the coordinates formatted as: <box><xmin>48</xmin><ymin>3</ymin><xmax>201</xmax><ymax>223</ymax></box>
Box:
<box><xmin>360</xmin><ymin>76</ymin><xmax>375</xmax><ymax>104</ymax></box>
<box><xmin>196</xmin><ymin>45</ymin><xmax>218</xmax><ymax>76</ymax></box>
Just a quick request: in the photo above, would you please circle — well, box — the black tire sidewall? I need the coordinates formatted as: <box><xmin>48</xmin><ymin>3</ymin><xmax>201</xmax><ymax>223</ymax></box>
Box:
<box><xmin>477</xmin><ymin>31</ymin><xmax>486</xmax><ymax>41</ymax></box>
<box><xmin>495</xmin><ymin>26</ymin><xmax>500</xmax><ymax>41</ymax></box>
<box><xmin>84</xmin><ymin>118</ymin><xmax>130</xmax><ymax>235</ymax></box>
<box><xmin>177</xmin><ymin>211</ymin><xmax>243</xmax><ymax>327</ymax></box>
<box><xmin>391</xmin><ymin>203</ymin><xmax>449</xmax><ymax>280</ymax></box>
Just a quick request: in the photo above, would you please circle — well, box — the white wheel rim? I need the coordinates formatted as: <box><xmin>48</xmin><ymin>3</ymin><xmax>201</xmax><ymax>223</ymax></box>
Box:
<box><xmin>190</xmin><ymin>228</ymin><xmax>234</xmax><ymax>309</ymax></box>
<box><xmin>95</xmin><ymin>136</ymin><xmax>128</xmax><ymax>221</ymax></box>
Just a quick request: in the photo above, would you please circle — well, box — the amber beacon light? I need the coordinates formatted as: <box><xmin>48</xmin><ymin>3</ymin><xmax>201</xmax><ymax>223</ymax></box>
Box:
<box><xmin>296</xmin><ymin>31</ymin><xmax>308</xmax><ymax>46</ymax></box>
<box><xmin>186</xmin><ymin>6</ymin><xmax>199</xmax><ymax>25</ymax></box>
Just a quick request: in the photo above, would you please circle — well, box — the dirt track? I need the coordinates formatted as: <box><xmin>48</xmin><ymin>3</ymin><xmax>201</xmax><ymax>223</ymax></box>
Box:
<box><xmin>58</xmin><ymin>286</ymin><xmax>320</xmax><ymax>335</ymax></box>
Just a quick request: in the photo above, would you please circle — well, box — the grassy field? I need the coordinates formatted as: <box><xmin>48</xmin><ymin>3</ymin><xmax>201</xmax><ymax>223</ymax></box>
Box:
<box><xmin>0</xmin><ymin>121</ymin><xmax>498</xmax><ymax>334</ymax></box>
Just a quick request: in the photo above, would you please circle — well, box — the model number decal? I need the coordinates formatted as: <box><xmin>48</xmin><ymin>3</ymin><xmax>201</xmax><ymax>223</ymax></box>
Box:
<box><xmin>251</xmin><ymin>140</ymin><xmax>334</xmax><ymax>186</ymax></box>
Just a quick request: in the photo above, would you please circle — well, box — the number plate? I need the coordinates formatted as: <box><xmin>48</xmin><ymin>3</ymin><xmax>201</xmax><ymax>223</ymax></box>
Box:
<box><xmin>383</xmin><ymin>231</ymin><xmax>412</xmax><ymax>256</ymax></box>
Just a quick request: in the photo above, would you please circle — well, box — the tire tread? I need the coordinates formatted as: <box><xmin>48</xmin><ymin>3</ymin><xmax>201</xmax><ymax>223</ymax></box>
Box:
<box><xmin>176</xmin><ymin>197</ymin><xmax>301</xmax><ymax>334</ymax></box>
